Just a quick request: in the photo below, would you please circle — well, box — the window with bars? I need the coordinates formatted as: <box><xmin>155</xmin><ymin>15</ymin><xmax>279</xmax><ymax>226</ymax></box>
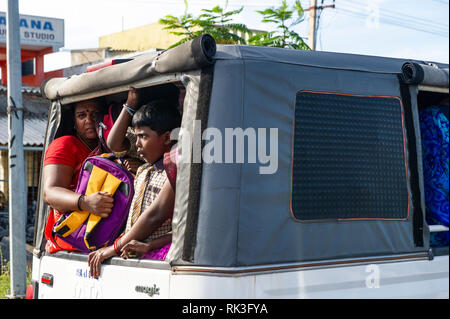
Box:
<box><xmin>291</xmin><ymin>91</ymin><xmax>409</xmax><ymax>221</ymax></box>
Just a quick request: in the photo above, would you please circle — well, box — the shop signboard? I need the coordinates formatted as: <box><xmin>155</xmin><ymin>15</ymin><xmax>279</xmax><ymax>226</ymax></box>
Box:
<box><xmin>0</xmin><ymin>11</ymin><xmax>64</xmax><ymax>50</ymax></box>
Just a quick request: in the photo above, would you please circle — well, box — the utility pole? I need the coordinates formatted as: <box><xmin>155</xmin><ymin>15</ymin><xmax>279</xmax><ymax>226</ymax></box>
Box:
<box><xmin>306</xmin><ymin>0</ymin><xmax>335</xmax><ymax>50</ymax></box>
<box><xmin>6</xmin><ymin>0</ymin><xmax>27</xmax><ymax>299</ymax></box>
<box><xmin>308</xmin><ymin>0</ymin><xmax>318</xmax><ymax>50</ymax></box>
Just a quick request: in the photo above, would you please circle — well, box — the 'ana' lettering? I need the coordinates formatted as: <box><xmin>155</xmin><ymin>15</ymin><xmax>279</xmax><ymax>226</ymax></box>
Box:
<box><xmin>0</xmin><ymin>16</ymin><xmax>53</xmax><ymax>31</ymax></box>
<box><xmin>20</xmin><ymin>18</ymin><xmax>53</xmax><ymax>31</ymax></box>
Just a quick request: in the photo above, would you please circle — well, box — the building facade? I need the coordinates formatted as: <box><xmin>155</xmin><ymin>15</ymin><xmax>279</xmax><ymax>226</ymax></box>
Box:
<box><xmin>0</xmin><ymin>12</ymin><xmax>64</xmax><ymax>220</ymax></box>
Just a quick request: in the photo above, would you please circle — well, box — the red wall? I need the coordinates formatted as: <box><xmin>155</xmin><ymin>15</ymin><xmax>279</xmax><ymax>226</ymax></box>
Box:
<box><xmin>0</xmin><ymin>47</ymin><xmax>60</xmax><ymax>87</ymax></box>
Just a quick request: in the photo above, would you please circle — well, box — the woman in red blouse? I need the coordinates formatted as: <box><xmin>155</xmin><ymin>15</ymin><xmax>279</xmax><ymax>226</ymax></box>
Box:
<box><xmin>42</xmin><ymin>99</ymin><xmax>114</xmax><ymax>253</ymax></box>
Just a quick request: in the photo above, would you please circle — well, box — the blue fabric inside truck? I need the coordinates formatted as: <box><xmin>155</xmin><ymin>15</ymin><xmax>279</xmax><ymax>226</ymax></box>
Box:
<box><xmin>420</xmin><ymin>105</ymin><xmax>449</xmax><ymax>247</ymax></box>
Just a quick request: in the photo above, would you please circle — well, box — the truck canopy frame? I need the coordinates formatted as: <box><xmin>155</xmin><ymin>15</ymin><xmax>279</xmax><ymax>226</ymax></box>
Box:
<box><xmin>36</xmin><ymin>36</ymin><xmax>449</xmax><ymax>268</ymax></box>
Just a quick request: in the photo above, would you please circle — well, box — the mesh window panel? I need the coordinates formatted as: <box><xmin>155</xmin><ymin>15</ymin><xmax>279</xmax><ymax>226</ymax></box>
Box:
<box><xmin>292</xmin><ymin>91</ymin><xmax>409</xmax><ymax>221</ymax></box>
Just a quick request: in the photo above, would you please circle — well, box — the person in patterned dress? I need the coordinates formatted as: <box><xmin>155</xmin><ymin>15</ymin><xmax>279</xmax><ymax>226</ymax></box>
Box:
<box><xmin>88</xmin><ymin>88</ymin><xmax>181</xmax><ymax>278</ymax></box>
<box><xmin>119</xmin><ymin>146</ymin><xmax>178</xmax><ymax>260</ymax></box>
<box><xmin>419</xmin><ymin>100</ymin><xmax>449</xmax><ymax>247</ymax></box>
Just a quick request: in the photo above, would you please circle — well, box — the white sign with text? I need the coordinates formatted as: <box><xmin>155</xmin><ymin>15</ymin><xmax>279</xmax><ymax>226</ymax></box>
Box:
<box><xmin>0</xmin><ymin>11</ymin><xmax>64</xmax><ymax>49</ymax></box>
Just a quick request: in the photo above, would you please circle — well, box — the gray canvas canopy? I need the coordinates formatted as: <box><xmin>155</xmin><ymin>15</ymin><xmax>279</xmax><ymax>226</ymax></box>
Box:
<box><xmin>36</xmin><ymin>36</ymin><xmax>449</xmax><ymax>268</ymax></box>
<box><xmin>168</xmin><ymin>45</ymin><xmax>448</xmax><ymax>267</ymax></box>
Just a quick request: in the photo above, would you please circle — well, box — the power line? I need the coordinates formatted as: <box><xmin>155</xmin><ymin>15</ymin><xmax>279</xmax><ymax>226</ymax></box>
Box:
<box><xmin>336</xmin><ymin>7</ymin><xmax>448</xmax><ymax>37</ymax></box>
<box><xmin>106</xmin><ymin>0</ymin><xmax>449</xmax><ymax>37</ymax></box>
<box><xmin>339</xmin><ymin>0</ymin><xmax>448</xmax><ymax>32</ymax></box>
<box><xmin>339</xmin><ymin>8</ymin><xmax>448</xmax><ymax>37</ymax></box>
<box><xmin>360</xmin><ymin>0</ymin><xmax>447</xmax><ymax>29</ymax></box>
<box><xmin>432</xmin><ymin>0</ymin><xmax>448</xmax><ymax>5</ymax></box>
<box><xmin>313</xmin><ymin>0</ymin><xmax>335</xmax><ymax>50</ymax></box>
<box><xmin>335</xmin><ymin>0</ymin><xmax>448</xmax><ymax>37</ymax></box>
<box><xmin>115</xmin><ymin>0</ymin><xmax>282</xmax><ymax>8</ymax></box>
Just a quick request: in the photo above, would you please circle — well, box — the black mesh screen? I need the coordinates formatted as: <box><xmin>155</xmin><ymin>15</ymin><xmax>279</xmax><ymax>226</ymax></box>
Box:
<box><xmin>292</xmin><ymin>91</ymin><xmax>409</xmax><ymax>220</ymax></box>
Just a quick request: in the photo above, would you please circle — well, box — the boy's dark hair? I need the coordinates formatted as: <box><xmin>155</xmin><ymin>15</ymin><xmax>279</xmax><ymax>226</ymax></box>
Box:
<box><xmin>132</xmin><ymin>99</ymin><xmax>181</xmax><ymax>135</ymax></box>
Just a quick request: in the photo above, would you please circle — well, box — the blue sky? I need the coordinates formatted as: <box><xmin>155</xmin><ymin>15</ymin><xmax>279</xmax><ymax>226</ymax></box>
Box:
<box><xmin>1</xmin><ymin>0</ymin><xmax>448</xmax><ymax>69</ymax></box>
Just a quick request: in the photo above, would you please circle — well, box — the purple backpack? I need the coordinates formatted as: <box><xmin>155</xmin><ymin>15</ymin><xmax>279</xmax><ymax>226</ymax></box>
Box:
<box><xmin>53</xmin><ymin>154</ymin><xmax>134</xmax><ymax>253</ymax></box>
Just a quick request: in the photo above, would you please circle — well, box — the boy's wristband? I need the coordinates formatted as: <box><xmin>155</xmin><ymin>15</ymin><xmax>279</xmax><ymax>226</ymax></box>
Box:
<box><xmin>123</xmin><ymin>104</ymin><xmax>136</xmax><ymax>116</ymax></box>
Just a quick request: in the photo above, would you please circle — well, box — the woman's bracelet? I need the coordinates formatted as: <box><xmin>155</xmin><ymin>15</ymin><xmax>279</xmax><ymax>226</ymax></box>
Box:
<box><xmin>113</xmin><ymin>235</ymin><xmax>123</xmax><ymax>255</ymax></box>
<box><xmin>77</xmin><ymin>194</ymin><xmax>85</xmax><ymax>211</ymax></box>
<box><xmin>123</xmin><ymin>104</ymin><xmax>136</xmax><ymax>117</ymax></box>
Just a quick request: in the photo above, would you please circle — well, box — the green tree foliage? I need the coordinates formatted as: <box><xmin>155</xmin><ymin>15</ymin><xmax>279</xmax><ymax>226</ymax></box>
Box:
<box><xmin>248</xmin><ymin>0</ymin><xmax>310</xmax><ymax>50</ymax></box>
<box><xmin>159</xmin><ymin>0</ymin><xmax>200</xmax><ymax>48</ymax></box>
<box><xmin>197</xmin><ymin>1</ymin><xmax>250</xmax><ymax>44</ymax></box>
<box><xmin>0</xmin><ymin>248</ymin><xmax>31</xmax><ymax>299</ymax></box>
<box><xmin>159</xmin><ymin>0</ymin><xmax>250</xmax><ymax>48</ymax></box>
<box><xmin>160</xmin><ymin>0</ymin><xmax>309</xmax><ymax>50</ymax></box>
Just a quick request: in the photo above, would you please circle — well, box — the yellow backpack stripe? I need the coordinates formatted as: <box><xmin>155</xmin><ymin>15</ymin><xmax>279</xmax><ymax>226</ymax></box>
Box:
<box><xmin>84</xmin><ymin>172</ymin><xmax>122</xmax><ymax>250</ymax></box>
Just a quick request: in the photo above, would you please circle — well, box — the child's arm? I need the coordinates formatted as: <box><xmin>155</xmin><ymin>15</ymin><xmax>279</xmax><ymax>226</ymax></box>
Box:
<box><xmin>87</xmin><ymin>185</ymin><xmax>173</xmax><ymax>278</ymax></box>
<box><xmin>116</xmin><ymin>179</ymin><xmax>175</xmax><ymax>250</ymax></box>
<box><xmin>120</xmin><ymin>233</ymin><xmax>172</xmax><ymax>258</ymax></box>
<box><xmin>107</xmin><ymin>87</ymin><xmax>140</xmax><ymax>153</ymax></box>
